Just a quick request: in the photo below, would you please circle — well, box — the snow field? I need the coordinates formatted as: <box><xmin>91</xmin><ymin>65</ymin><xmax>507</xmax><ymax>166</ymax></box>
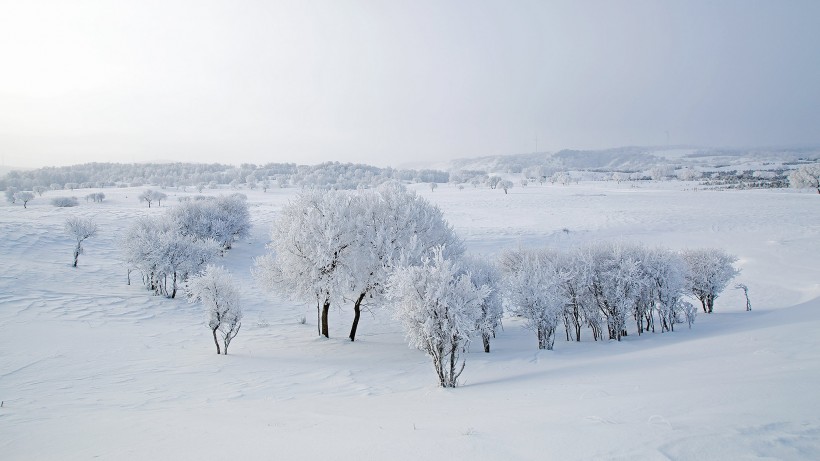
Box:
<box><xmin>1</xmin><ymin>181</ymin><xmax>819</xmax><ymax>460</ymax></box>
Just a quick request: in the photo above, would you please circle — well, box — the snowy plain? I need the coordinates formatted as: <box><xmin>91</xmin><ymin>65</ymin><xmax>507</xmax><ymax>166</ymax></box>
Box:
<box><xmin>1</xmin><ymin>181</ymin><xmax>819</xmax><ymax>460</ymax></box>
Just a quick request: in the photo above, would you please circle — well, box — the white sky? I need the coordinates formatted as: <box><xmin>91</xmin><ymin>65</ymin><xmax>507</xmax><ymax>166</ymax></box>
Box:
<box><xmin>1</xmin><ymin>0</ymin><xmax>819</xmax><ymax>169</ymax></box>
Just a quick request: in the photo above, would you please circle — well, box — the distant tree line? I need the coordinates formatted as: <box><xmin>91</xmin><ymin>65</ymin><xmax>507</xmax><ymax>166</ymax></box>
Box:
<box><xmin>0</xmin><ymin>161</ymin><xmax>451</xmax><ymax>192</ymax></box>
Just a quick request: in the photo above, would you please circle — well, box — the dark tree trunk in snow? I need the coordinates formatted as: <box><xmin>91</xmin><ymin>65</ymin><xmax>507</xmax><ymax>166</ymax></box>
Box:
<box><xmin>170</xmin><ymin>272</ymin><xmax>177</xmax><ymax>299</ymax></box>
<box><xmin>212</xmin><ymin>327</ymin><xmax>221</xmax><ymax>354</ymax></box>
<box><xmin>482</xmin><ymin>332</ymin><xmax>491</xmax><ymax>353</ymax></box>
<box><xmin>348</xmin><ymin>292</ymin><xmax>366</xmax><ymax>341</ymax></box>
<box><xmin>321</xmin><ymin>299</ymin><xmax>330</xmax><ymax>338</ymax></box>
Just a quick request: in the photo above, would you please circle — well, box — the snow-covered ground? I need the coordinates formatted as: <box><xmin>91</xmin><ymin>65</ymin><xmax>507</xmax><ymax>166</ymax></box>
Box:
<box><xmin>1</xmin><ymin>182</ymin><xmax>819</xmax><ymax>460</ymax></box>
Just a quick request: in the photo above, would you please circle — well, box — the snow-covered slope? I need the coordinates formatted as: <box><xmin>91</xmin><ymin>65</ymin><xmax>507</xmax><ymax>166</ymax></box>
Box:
<box><xmin>448</xmin><ymin>146</ymin><xmax>820</xmax><ymax>174</ymax></box>
<box><xmin>1</xmin><ymin>182</ymin><xmax>818</xmax><ymax>460</ymax></box>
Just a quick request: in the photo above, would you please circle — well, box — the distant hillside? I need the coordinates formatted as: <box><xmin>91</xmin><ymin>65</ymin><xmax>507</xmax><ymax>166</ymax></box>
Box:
<box><xmin>447</xmin><ymin>146</ymin><xmax>820</xmax><ymax>175</ymax></box>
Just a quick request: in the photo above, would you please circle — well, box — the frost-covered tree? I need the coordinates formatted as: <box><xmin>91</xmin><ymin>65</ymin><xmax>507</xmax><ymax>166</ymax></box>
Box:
<box><xmin>33</xmin><ymin>185</ymin><xmax>48</xmax><ymax>197</ymax></box>
<box><xmin>552</xmin><ymin>249</ymin><xmax>593</xmax><ymax>342</ymax></box>
<box><xmin>499</xmin><ymin>179</ymin><xmax>513</xmax><ymax>194</ymax></box>
<box><xmin>186</xmin><ymin>265</ymin><xmax>243</xmax><ymax>355</ymax></box>
<box><xmin>461</xmin><ymin>255</ymin><xmax>503</xmax><ymax>352</ymax></box>
<box><xmin>64</xmin><ymin>216</ymin><xmax>98</xmax><ymax>267</ymax></box>
<box><xmin>255</xmin><ymin>184</ymin><xmax>462</xmax><ymax>341</ymax></box>
<box><xmin>139</xmin><ymin>189</ymin><xmax>167</xmax><ymax>207</ymax></box>
<box><xmin>682</xmin><ymin>248</ymin><xmax>740</xmax><ymax>313</ymax></box>
<box><xmin>676</xmin><ymin>167</ymin><xmax>702</xmax><ymax>181</ymax></box>
<box><xmin>650</xmin><ymin>165</ymin><xmax>674</xmax><ymax>181</ymax></box>
<box><xmin>342</xmin><ymin>183</ymin><xmax>463</xmax><ymax>341</ymax></box>
<box><xmin>501</xmin><ymin>248</ymin><xmax>564</xmax><ymax>350</ymax></box>
<box><xmin>5</xmin><ymin>186</ymin><xmax>18</xmax><ymax>203</ymax></box>
<box><xmin>387</xmin><ymin>248</ymin><xmax>488</xmax><ymax>387</ymax></box>
<box><xmin>788</xmin><ymin>164</ymin><xmax>820</xmax><ymax>194</ymax></box>
<box><xmin>14</xmin><ymin>191</ymin><xmax>34</xmax><ymax>208</ymax></box>
<box><xmin>85</xmin><ymin>192</ymin><xmax>105</xmax><ymax>203</ymax></box>
<box><xmin>487</xmin><ymin>176</ymin><xmax>502</xmax><ymax>189</ymax></box>
<box><xmin>641</xmin><ymin>247</ymin><xmax>687</xmax><ymax>332</ymax></box>
<box><xmin>581</xmin><ymin>242</ymin><xmax>644</xmax><ymax>341</ymax></box>
<box><xmin>429</xmin><ymin>182</ymin><xmax>438</xmax><ymax>192</ymax></box>
<box><xmin>153</xmin><ymin>190</ymin><xmax>168</xmax><ymax>206</ymax></box>
<box><xmin>139</xmin><ymin>189</ymin><xmax>155</xmax><ymax>207</ymax></box>
<box><xmin>253</xmin><ymin>189</ymin><xmax>359</xmax><ymax>338</ymax></box>
<box><xmin>735</xmin><ymin>283</ymin><xmax>751</xmax><ymax>311</ymax></box>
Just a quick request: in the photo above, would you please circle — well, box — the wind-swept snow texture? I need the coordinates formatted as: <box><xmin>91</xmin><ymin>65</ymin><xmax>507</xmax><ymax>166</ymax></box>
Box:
<box><xmin>1</xmin><ymin>182</ymin><xmax>819</xmax><ymax>460</ymax></box>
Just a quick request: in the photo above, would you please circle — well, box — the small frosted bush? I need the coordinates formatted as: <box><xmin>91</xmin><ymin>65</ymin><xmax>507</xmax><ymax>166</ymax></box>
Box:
<box><xmin>51</xmin><ymin>197</ymin><xmax>79</xmax><ymax>207</ymax></box>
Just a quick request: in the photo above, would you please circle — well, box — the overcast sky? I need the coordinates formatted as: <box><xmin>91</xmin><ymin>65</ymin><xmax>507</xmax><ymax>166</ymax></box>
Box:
<box><xmin>1</xmin><ymin>0</ymin><xmax>818</xmax><ymax>169</ymax></box>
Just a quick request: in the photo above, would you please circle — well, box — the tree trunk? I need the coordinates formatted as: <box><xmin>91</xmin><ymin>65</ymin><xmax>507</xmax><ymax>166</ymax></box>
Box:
<box><xmin>212</xmin><ymin>327</ymin><xmax>221</xmax><ymax>354</ymax></box>
<box><xmin>73</xmin><ymin>245</ymin><xmax>80</xmax><ymax>267</ymax></box>
<box><xmin>537</xmin><ymin>328</ymin><xmax>547</xmax><ymax>350</ymax></box>
<box><xmin>170</xmin><ymin>272</ymin><xmax>177</xmax><ymax>299</ymax></box>
<box><xmin>482</xmin><ymin>332</ymin><xmax>491</xmax><ymax>353</ymax></box>
<box><xmin>349</xmin><ymin>292</ymin><xmax>366</xmax><ymax>341</ymax></box>
<box><xmin>321</xmin><ymin>299</ymin><xmax>330</xmax><ymax>338</ymax></box>
<box><xmin>223</xmin><ymin>324</ymin><xmax>240</xmax><ymax>355</ymax></box>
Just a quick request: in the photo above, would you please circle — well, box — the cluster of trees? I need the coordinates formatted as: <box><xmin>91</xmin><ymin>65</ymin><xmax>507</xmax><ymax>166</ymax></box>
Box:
<box><xmin>138</xmin><ymin>189</ymin><xmax>168</xmax><ymax>207</ymax></box>
<box><xmin>122</xmin><ymin>194</ymin><xmax>250</xmax><ymax>298</ymax></box>
<box><xmin>5</xmin><ymin>189</ymin><xmax>36</xmax><ymax>208</ymax></box>
<box><xmin>253</xmin><ymin>183</ymin><xmax>463</xmax><ymax>341</ymax></box>
<box><xmin>500</xmin><ymin>244</ymin><xmax>738</xmax><ymax>350</ymax></box>
<box><xmin>789</xmin><ymin>164</ymin><xmax>820</xmax><ymax>193</ymax></box>
<box><xmin>85</xmin><ymin>192</ymin><xmax>105</xmax><ymax>203</ymax></box>
<box><xmin>251</xmin><ymin>183</ymin><xmax>741</xmax><ymax>387</ymax></box>
<box><xmin>251</xmin><ymin>183</ymin><xmax>506</xmax><ymax>387</ymax></box>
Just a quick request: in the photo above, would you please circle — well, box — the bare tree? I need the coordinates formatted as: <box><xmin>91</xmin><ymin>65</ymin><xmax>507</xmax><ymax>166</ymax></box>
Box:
<box><xmin>735</xmin><ymin>283</ymin><xmax>751</xmax><ymax>311</ymax></box>
<box><xmin>139</xmin><ymin>189</ymin><xmax>155</xmax><ymax>208</ymax></box>
<box><xmin>153</xmin><ymin>190</ymin><xmax>168</xmax><ymax>206</ymax></box>
<box><xmin>64</xmin><ymin>216</ymin><xmax>98</xmax><ymax>267</ymax></box>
